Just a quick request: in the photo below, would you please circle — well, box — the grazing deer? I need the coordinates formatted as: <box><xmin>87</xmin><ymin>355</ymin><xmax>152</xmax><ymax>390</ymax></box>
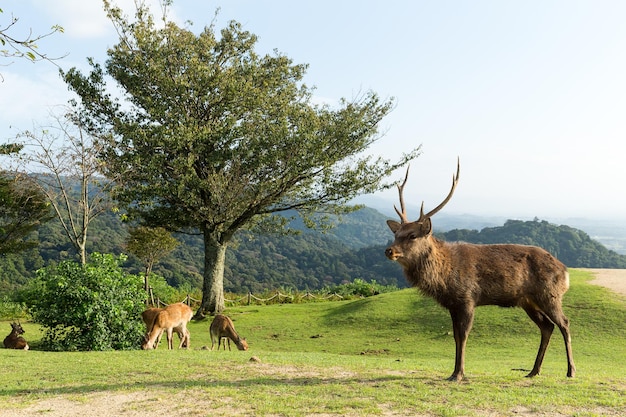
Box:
<box><xmin>141</xmin><ymin>307</ymin><xmax>189</xmax><ymax>349</ymax></box>
<box><xmin>3</xmin><ymin>322</ymin><xmax>29</xmax><ymax>350</ymax></box>
<box><xmin>142</xmin><ymin>303</ymin><xmax>193</xmax><ymax>350</ymax></box>
<box><xmin>210</xmin><ymin>314</ymin><xmax>248</xmax><ymax>351</ymax></box>
<box><xmin>385</xmin><ymin>160</ymin><xmax>575</xmax><ymax>381</ymax></box>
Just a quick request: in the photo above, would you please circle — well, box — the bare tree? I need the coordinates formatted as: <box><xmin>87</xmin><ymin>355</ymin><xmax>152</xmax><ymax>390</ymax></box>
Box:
<box><xmin>12</xmin><ymin>108</ymin><xmax>114</xmax><ymax>264</ymax></box>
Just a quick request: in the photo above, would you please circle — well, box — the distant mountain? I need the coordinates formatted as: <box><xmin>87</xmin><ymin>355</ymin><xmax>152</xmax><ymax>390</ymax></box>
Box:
<box><xmin>354</xmin><ymin>194</ymin><xmax>626</xmax><ymax>254</ymax></box>
<box><xmin>1</xmin><ymin>204</ymin><xmax>625</xmax><ymax>295</ymax></box>
<box><xmin>440</xmin><ymin>219</ymin><xmax>626</xmax><ymax>268</ymax></box>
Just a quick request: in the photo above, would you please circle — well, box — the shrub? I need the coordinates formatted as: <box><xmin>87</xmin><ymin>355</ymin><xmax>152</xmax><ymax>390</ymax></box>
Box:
<box><xmin>0</xmin><ymin>296</ymin><xmax>28</xmax><ymax>320</ymax></box>
<box><xmin>23</xmin><ymin>253</ymin><xmax>146</xmax><ymax>351</ymax></box>
<box><xmin>325</xmin><ymin>278</ymin><xmax>398</xmax><ymax>298</ymax></box>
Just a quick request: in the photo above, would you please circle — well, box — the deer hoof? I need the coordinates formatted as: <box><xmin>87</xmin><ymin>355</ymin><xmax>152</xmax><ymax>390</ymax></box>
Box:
<box><xmin>446</xmin><ymin>374</ymin><xmax>464</xmax><ymax>382</ymax></box>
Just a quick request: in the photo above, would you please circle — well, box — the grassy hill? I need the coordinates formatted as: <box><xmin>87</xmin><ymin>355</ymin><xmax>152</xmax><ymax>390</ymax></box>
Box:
<box><xmin>1</xmin><ymin>269</ymin><xmax>624</xmax><ymax>416</ymax></box>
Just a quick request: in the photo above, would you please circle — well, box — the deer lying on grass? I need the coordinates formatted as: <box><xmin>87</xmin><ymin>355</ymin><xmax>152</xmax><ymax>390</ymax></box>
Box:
<box><xmin>385</xmin><ymin>160</ymin><xmax>575</xmax><ymax>381</ymax></box>
<box><xmin>142</xmin><ymin>303</ymin><xmax>193</xmax><ymax>350</ymax></box>
<box><xmin>141</xmin><ymin>307</ymin><xmax>189</xmax><ymax>349</ymax></box>
<box><xmin>3</xmin><ymin>322</ymin><xmax>29</xmax><ymax>350</ymax></box>
<box><xmin>210</xmin><ymin>314</ymin><xmax>248</xmax><ymax>351</ymax></box>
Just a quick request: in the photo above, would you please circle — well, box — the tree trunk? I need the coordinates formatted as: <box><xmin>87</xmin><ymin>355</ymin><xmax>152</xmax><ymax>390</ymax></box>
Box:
<box><xmin>78</xmin><ymin>241</ymin><xmax>87</xmax><ymax>265</ymax></box>
<box><xmin>194</xmin><ymin>230</ymin><xmax>227</xmax><ymax>319</ymax></box>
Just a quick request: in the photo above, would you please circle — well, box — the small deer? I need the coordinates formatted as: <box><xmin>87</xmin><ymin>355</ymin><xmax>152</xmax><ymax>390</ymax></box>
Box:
<box><xmin>142</xmin><ymin>303</ymin><xmax>193</xmax><ymax>350</ymax></box>
<box><xmin>210</xmin><ymin>314</ymin><xmax>248</xmax><ymax>351</ymax></box>
<box><xmin>141</xmin><ymin>307</ymin><xmax>189</xmax><ymax>349</ymax></box>
<box><xmin>3</xmin><ymin>321</ymin><xmax>29</xmax><ymax>350</ymax></box>
<box><xmin>385</xmin><ymin>160</ymin><xmax>575</xmax><ymax>381</ymax></box>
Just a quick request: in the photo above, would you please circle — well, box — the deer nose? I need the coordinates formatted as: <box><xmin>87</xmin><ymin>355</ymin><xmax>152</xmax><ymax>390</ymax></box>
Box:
<box><xmin>385</xmin><ymin>247</ymin><xmax>394</xmax><ymax>259</ymax></box>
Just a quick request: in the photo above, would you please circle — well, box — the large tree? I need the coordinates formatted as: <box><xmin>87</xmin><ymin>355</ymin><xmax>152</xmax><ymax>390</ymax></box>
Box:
<box><xmin>63</xmin><ymin>2</ymin><xmax>419</xmax><ymax>316</ymax></box>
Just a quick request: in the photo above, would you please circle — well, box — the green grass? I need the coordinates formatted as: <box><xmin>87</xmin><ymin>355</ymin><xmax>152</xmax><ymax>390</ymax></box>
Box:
<box><xmin>0</xmin><ymin>269</ymin><xmax>624</xmax><ymax>416</ymax></box>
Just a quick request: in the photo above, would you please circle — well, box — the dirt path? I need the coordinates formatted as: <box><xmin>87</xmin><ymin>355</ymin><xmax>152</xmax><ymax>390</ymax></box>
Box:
<box><xmin>581</xmin><ymin>268</ymin><xmax>626</xmax><ymax>297</ymax></box>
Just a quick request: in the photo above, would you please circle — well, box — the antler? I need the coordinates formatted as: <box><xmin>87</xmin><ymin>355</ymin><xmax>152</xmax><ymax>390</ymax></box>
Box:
<box><xmin>418</xmin><ymin>157</ymin><xmax>460</xmax><ymax>222</ymax></box>
<box><xmin>393</xmin><ymin>165</ymin><xmax>411</xmax><ymax>224</ymax></box>
<box><xmin>393</xmin><ymin>159</ymin><xmax>460</xmax><ymax>224</ymax></box>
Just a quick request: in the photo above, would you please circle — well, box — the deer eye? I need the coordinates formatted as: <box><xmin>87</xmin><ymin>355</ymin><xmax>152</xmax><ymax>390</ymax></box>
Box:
<box><xmin>409</xmin><ymin>233</ymin><xmax>418</xmax><ymax>240</ymax></box>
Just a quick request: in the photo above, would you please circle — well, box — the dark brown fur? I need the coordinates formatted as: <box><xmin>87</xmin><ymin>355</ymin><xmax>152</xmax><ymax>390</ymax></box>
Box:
<box><xmin>385</xmin><ymin>162</ymin><xmax>575</xmax><ymax>381</ymax></box>
<box><xmin>209</xmin><ymin>314</ymin><xmax>248</xmax><ymax>351</ymax></box>
<box><xmin>3</xmin><ymin>322</ymin><xmax>29</xmax><ymax>350</ymax></box>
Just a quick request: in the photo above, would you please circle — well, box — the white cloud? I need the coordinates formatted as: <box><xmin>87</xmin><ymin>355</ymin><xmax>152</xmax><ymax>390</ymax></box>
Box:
<box><xmin>31</xmin><ymin>0</ymin><xmax>111</xmax><ymax>39</ymax></box>
<box><xmin>0</xmin><ymin>69</ymin><xmax>72</xmax><ymax>138</ymax></box>
<box><xmin>32</xmin><ymin>0</ymin><xmax>167</xmax><ymax>39</ymax></box>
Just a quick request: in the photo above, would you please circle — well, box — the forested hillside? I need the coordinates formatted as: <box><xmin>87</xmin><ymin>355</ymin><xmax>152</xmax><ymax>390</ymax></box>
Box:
<box><xmin>1</xmin><ymin>209</ymin><xmax>625</xmax><ymax>295</ymax></box>
<box><xmin>441</xmin><ymin>219</ymin><xmax>626</xmax><ymax>268</ymax></box>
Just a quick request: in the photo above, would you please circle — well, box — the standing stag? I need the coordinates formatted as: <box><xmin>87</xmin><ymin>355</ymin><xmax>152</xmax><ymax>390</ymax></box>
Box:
<box><xmin>3</xmin><ymin>321</ymin><xmax>29</xmax><ymax>350</ymax></box>
<box><xmin>385</xmin><ymin>160</ymin><xmax>575</xmax><ymax>381</ymax></box>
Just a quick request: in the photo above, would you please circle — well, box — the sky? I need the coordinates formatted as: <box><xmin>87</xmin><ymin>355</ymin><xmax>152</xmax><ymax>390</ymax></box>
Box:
<box><xmin>2</xmin><ymin>1</ymin><xmax>626</xmax><ymax>222</ymax></box>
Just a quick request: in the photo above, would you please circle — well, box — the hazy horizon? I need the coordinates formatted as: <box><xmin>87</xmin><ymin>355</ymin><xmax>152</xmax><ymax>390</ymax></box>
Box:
<box><xmin>2</xmin><ymin>1</ymin><xmax>626</xmax><ymax>222</ymax></box>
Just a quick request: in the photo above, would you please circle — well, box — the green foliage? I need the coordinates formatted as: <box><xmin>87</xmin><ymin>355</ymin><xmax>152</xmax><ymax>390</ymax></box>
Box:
<box><xmin>324</xmin><ymin>278</ymin><xmax>398</xmax><ymax>298</ymax></box>
<box><xmin>225</xmin><ymin>232</ymin><xmax>404</xmax><ymax>293</ymax></box>
<box><xmin>126</xmin><ymin>226</ymin><xmax>178</xmax><ymax>272</ymax></box>
<box><xmin>23</xmin><ymin>253</ymin><xmax>146</xmax><ymax>351</ymax></box>
<box><xmin>4</xmin><ymin>207</ymin><xmax>626</xmax><ymax>299</ymax></box>
<box><xmin>0</xmin><ymin>172</ymin><xmax>52</xmax><ymax>254</ymax></box>
<box><xmin>62</xmin><ymin>2</ymin><xmax>417</xmax><ymax>314</ymax></box>
<box><xmin>0</xmin><ymin>296</ymin><xmax>28</xmax><ymax>319</ymax></box>
<box><xmin>147</xmin><ymin>273</ymin><xmax>198</xmax><ymax>305</ymax></box>
<box><xmin>441</xmin><ymin>218</ymin><xmax>626</xmax><ymax>268</ymax></box>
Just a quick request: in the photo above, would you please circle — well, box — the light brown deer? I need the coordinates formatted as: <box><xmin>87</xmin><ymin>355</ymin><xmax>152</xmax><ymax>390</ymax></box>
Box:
<box><xmin>385</xmin><ymin>160</ymin><xmax>575</xmax><ymax>381</ymax></box>
<box><xmin>141</xmin><ymin>307</ymin><xmax>189</xmax><ymax>349</ymax></box>
<box><xmin>142</xmin><ymin>303</ymin><xmax>193</xmax><ymax>350</ymax></box>
<box><xmin>3</xmin><ymin>322</ymin><xmax>29</xmax><ymax>350</ymax></box>
<box><xmin>210</xmin><ymin>314</ymin><xmax>248</xmax><ymax>351</ymax></box>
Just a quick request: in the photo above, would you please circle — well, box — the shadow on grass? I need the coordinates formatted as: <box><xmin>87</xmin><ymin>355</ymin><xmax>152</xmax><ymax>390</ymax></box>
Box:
<box><xmin>0</xmin><ymin>373</ymin><xmax>423</xmax><ymax>397</ymax></box>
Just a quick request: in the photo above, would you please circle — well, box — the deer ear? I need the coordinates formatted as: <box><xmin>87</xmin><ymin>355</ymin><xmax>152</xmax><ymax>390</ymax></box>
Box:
<box><xmin>421</xmin><ymin>218</ymin><xmax>433</xmax><ymax>235</ymax></box>
<box><xmin>387</xmin><ymin>220</ymin><xmax>401</xmax><ymax>233</ymax></box>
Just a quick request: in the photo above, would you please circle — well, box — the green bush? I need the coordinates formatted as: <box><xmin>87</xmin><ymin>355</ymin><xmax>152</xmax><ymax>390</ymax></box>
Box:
<box><xmin>23</xmin><ymin>253</ymin><xmax>146</xmax><ymax>351</ymax></box>
<box><xmin>0</xmin><ymin>296</ymin><xmax>28</xmax><ymax>320</ymax></box>
<box><xmin>325</xmin><ymin>278</ymin><xmax>398</xmax><ymax>298</ymax></box>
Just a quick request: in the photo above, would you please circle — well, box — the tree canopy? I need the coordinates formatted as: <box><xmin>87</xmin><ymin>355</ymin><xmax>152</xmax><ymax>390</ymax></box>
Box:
<box><xmin>62</xmin><ymin>3</ymin><xmax>418</xmax><ymax>315</ymax></box>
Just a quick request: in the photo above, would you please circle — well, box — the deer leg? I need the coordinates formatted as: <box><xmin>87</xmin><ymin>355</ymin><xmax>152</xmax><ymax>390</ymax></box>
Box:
<box><xmin>543</xmin><ymin>306</ymin><xmax>576</xmax><ymax>378</ymax></box>
<box><xmin>178</xmin><ymin>327</ymin><xmax>189</xmax><ymax>349</ymax></box>
<box><xmin>154</xmin><ymin>328</ymin><xmax>164</xmax><ymax>349</ymax></box>
<box><xmin>448</xmin><ymin>307</ymin><xmax>474</xmax><ymax>381</ymax></box>
<box><xmin>166</xmin><ymin>328</ymin><xmax>174</xmax><ymax>350</ymax></box>
<box><xmin>523</xmin><ymin>306</ymin><xmax>554</xmax><ymax>377</ymax></box>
